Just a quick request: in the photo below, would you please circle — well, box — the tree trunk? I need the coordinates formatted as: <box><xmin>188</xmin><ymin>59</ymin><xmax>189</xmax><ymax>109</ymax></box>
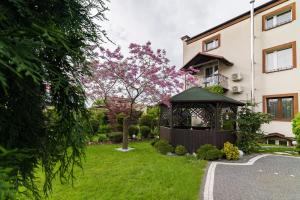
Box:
<box><xmin>122</xmin><ymin>117</ymin><xmax>129</xmax><ymax>150</ymax></box>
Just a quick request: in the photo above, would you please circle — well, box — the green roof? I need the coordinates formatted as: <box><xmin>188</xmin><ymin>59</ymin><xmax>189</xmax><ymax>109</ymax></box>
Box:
<box><xmin>171</xmin><ymin>87</ymin><xmax>244</xmax><ymax>105</ymax></box>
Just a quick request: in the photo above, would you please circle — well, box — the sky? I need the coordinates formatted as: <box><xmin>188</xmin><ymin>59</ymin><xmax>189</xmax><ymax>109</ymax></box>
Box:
<box><xmin>102</xmin><ymin>0</ymin><xmax>272</xmax><ymax>68</ymax></box>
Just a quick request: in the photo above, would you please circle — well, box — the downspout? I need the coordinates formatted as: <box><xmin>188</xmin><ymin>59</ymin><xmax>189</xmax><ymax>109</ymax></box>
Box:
<box><xmin>250</xmin><ymin>0</ymin><xmax>255</xmax><ymax>104</ymax></box>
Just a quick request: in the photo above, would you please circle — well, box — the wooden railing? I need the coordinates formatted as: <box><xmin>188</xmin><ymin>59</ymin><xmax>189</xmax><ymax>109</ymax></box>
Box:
<box><xmin>160</xmin><ymin>126</ymin><xmax>236</xmax><ymax>153</ymax></box>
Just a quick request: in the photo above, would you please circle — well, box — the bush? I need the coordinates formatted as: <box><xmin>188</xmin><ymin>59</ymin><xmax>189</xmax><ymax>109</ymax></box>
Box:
<box><xmin>237</xmin><ymin>103</ymin><xmax>271</xmax><ymax>154</ymax></box>
<box><xmin>175</xmin><ymin>145</ymin><xmax>187</xmax><ymax>156</ymax></box>
<box><xmin>98</xmin><ymin>134</ymin><xmax>108</xmax><ymax>142</ymax></box>
<box><xmin>150</xmin><ymin>127</ymin><xmax>159</xmax><ymax>138</ymax></box>
<box><xmin>222</xmin><ymin>119</ymin><xmax>234</xmax><ymax>130</ymax></box>
<box><xmin>223</xmin><ymin>142</ymin><xmax>239</xmax><ymax>160</ymax></box>
<box><xmin>292</xmin><ymin>113</ymin><xmax>300</xmax><ymax>145</ymax></box>
<box><xmin>140</xmin><ymin>126</ymin><xmax>151</xmax><ymax>138</ymax></box>
<box><xmin>88</xmin><ymin>108</ymin><xmax>107</xmax><ymax>134</ymax></box>
<box><xmin>196</xmin><ymin>144</ymin><xmax>222</xmax><ymax>160</ymax></box>
<box><xmin>154</xmin><ymin>140</ymin><xmax>174</xmax><ymax>155</ymax></box>
<box><xmin>98</xmin><ymin>124</ymin><xmax>111</xmax><ymax>134</ymax></box>
<box><xmin>90</xmin><ymin>135</ymin><xmax>100</xmax><ymax>142</ymax></box>
<box><xmin>128</xmin><ymin>125</ymin><xmax>139</xmax><ymax>137</ymax></box>
<box><xmin>139</xmin><ymin>114</ymin><xmax>155</xmax><ymax>127</ymax></box>
<box><xmin>150</xmin><ymin>138</ymin><xmax>159</xmax><ymax>146</ymax></box>
<box><xmin>108</xmin><ymin>132</ymin><xmax>123</xmax><ymax>143</ymax></box>
<box><xmin>205</xmin><ymin>149</ymin><xmax>223</xmax><ymax>161</ymax></box>
<box><xmin>205</xmin><ymin>85</ymin><xmax>224</xmax><ymax>94</ymax></box>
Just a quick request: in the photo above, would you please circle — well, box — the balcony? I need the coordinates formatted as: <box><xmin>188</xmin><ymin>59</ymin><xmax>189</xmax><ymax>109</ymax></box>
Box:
<box><xmin>201</xmin><ymin>74</ymin><xmax>228</xmax><ymax>89</ymax></box>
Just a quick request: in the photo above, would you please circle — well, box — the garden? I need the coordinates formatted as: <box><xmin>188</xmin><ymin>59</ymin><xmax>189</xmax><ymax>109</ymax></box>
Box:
<box><xmin>38</xmin><ymin>142</ymin><xmax>206</xmax><ymax>200</ymax></box>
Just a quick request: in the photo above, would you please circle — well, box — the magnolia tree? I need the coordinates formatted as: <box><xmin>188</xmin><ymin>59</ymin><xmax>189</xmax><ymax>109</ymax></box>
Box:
<box><xmin>84</xmin><ymin>42</ymin><xmax>197</xmax><ymax>149</ymax></box>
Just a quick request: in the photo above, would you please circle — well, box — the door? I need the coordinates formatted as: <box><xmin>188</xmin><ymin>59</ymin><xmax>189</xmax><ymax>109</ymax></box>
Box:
<box><xmin>205</xmin><ymin>65</ymin><xmax>219</xmax><ymax>86</ymax></box>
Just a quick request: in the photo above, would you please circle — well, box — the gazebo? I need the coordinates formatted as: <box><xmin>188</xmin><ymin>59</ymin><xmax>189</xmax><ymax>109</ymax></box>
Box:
<box><xmin>160</xmin><ymin>87</ymin><xmax>244</xmax><ymax>153</ymax></box>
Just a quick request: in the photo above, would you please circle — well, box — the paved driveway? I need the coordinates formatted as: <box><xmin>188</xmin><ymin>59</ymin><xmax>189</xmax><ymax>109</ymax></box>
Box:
<box><xmin>204</xmin><ymin>155</ymin><xmax>300</xmax><ymax>200</ymax></box>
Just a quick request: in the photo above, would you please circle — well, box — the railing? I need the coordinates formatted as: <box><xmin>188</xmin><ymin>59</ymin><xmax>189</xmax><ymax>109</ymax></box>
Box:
<box><xmin>160</xmin><ymin>126</ymin><xmax>237</xmax><ymax>153</ymax></box>
<box><xmin>201</xmin><ymin>74</ymin><xmax>228</xmax><ymax>89</ymax></box>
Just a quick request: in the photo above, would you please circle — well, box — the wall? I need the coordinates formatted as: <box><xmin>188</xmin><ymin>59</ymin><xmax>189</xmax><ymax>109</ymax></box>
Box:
<box><xmin>182</xmin><ymin>0</ymin><xmax>299</xmax><ymax>137</ymax></box>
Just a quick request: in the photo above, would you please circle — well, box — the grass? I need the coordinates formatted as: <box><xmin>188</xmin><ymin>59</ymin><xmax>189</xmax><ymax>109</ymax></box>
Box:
<box><xmin>258</xmin><ymin>144</ymin><xmax>298</xmax><ymax>155</ymax></box>
<box><xmin>41</xmin><ymin>142</ymin><xmax>206</xmax><ymax>200</ymax></box>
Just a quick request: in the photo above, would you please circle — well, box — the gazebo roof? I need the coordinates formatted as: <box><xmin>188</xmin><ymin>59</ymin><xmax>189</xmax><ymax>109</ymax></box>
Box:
<box><xmin>170</xmin><ymin>87</ymin><xmax>244</xmax><ymax>105</ymax></box>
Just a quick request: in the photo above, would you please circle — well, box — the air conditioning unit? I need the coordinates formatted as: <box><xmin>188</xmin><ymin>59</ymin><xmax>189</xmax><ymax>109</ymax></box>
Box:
<box><xmin>231</xmin><ymin>73</ymin><xmax>243</xmax><ymax>81</ymax></box>
<box><xmin>232</xmin><ymin>86</ymin><xmax>243</xmax><ymax>94</ymax></box>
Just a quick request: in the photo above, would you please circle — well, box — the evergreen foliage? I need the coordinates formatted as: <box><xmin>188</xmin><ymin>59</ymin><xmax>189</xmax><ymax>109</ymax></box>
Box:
<box><xmin>0</xmin><ymin>0</ymin><xmax>108</xmax><ymax>198</ymax></box>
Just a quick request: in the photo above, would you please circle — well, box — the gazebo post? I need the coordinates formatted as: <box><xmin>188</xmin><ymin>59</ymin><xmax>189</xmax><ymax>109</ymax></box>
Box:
<box><xmin>170</xmin><ymin>104</ymin><xmax>173</xmax><ymax>129</ymax></box>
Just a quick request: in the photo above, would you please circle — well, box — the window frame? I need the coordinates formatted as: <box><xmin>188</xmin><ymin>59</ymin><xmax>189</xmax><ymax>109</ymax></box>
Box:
<box><xmin>263</xmin><ymin>93</ymin><xmax>298</xmax><ymax>122</ymax></box>
<box><xmin>202</xmin><ymin>34</ymin><xmax>220</xmax><ymax>52</ymax></box>
<box><xmin>262</xmin><ymin>41</ymin><xmax>297</xmax><ymax>73</ymax></box>
<box><xmin>262</xmin><ymin>2</ymin><xmax>296</xmax><ymax>31</ymax></box>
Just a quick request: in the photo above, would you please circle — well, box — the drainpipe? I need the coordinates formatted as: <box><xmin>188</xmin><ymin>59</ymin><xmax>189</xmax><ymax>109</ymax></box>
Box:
<box><xmin>250</xmin><ymin>0</ymin><xmax>255</xmax><ymax>104</ymax></box>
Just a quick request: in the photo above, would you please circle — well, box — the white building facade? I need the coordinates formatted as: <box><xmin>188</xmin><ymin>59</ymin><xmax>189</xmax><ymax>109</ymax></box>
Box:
<box><xmin>181</xmin><ymin>0</ymin><xmax>299</xmax><ymax>145</ymax></box>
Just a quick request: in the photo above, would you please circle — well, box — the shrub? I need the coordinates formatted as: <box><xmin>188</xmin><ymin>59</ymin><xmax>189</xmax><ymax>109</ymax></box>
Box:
<box><xmin>223</xmin><ymin>142</ymin><xmax>239</xmax><ymax>160</ymax></box>
<box><xmin>196</xmin><ymin>144</ymin><xmax>222</xmax><ymax>160</ymax></box>
<box><xmin>175</xmin><ymin>145</ymin><xmax>187</xmax><ymax>156</ymax></box>
<box><xmin>154</xmin><ymin>140</ymin><xmax>174</xmax><ymax>155</ymax></box>
<box><xmin>88</xmin><ymin>108</ymin><xmax>107</xmax><ymax>134</ymax></box>
<box><xmin>222</xmin><ymin>119</ymin><xmax>234</xmax><ymax>130</ymax></box>
<box><xmin>150</xmin><ymin>138</ymin><xmax>159</xmax><ymax>146</ymax></box>
<box><xmin>205</xmin><ymin>85</ymin><xmax>224</xmax><ymax>94</ymax></box>
<box><xmin>140</xmin><ymin>126</ymin><xmax>151</xmax><ymax>138</ymax></box>
<box><xmin>128</xmin><ymin>125</ymin><xmax>139</xmax><ymax>137</ymax></box>
<box><xmin>295</xmin><ymin>144</ymin><xmax>300</xmax><ymax>155</ymax></box>
<box><xmin>98</xmin><ymin>134</ymin><xmax>108</xmax><ymax>142</ymax></box>
<box><xmin>108</xmin><ymin>132</ymin><xmax>123</xmax><ymax>143</ymax></box>
<box><xmin>292</xmin><ymin>113</ymin><xmax>300</xmax><ymax>145</ymax></box>
<box><xmin>150</xmin><ymin>127</ymin><xmax>159</xmax><ymax>138</ymax></box>
<box><xmin>205</xmin><ymin>149</ymin><xmax>223</xmax><ymax>161</ymax></box>
<box><xmin>139</xmin><ymin>114</ymin><xmax>155</xmax><ymax>127</ymax></box>
<box><xmin>98</xmin><ymin>124</ymin><xmax>111</xmax><ymax>134</ymax></box>
<box><xmin>237</xmin><ymin>103</ymin><xmax>271</xmax><ymax>154</ymax></box>
<box><xmin>90</xmin><ymin>135</ymin><xmax>100</xmax><ymax>142</ymax></box>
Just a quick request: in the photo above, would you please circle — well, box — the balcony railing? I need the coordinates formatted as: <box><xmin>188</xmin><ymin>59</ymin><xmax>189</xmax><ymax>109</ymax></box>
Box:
<box><xmin>201</xmin><ymin>74</ymin><xmax>228</xmax><ymax>89</ymax></box>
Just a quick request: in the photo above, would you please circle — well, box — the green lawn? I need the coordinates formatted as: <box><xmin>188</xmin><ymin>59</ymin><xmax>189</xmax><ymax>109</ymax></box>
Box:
<box><xmin>258</xmin><ymin>144</ymin><xmax>298</xmax><ymax>155</ymax></box>
<box><xmin>43</xmin><ymin>142</ymin><xmax>206</xmax><ymax>200</ymax></box>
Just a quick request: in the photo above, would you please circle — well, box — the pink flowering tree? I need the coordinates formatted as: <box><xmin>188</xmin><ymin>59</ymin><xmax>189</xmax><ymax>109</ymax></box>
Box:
<box><xmin>84</xmin><ymin>42</ymin><xmax>198</xmax><ymax>149</ymax></box>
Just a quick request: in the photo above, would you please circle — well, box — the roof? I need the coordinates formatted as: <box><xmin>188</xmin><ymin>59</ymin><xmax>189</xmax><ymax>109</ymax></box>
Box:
<box><xmin>264</xmin><ymin>133</ymin><xmax>294</xmax><ymax>141</ymax></box>
<box><xmin>181</xmin><ymin>52</ymin><xmax>233</xmax><ymax>70</ymax></box>
<box><xmin>184</xmin><ymin>0</ymin><xmax>287</xmax><ymax>44</ymax></box>
<box><xmin>170</xmin><ymin>87</ymin><xmax>244</xmax><ymax>105</ymax></box>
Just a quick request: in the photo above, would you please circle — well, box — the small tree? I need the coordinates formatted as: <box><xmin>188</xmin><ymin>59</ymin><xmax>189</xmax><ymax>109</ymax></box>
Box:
<box><xmin>84</xmin><ymin>42</ymin><xmax>197</xmax><ymax>150</ymax></box>
<box><xmin>236</xmin><ymin>103</ymin><xmax>271</xmax><ymax>154</ymax></box>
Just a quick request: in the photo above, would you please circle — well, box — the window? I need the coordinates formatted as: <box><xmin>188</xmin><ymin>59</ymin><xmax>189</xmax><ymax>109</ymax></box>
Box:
<box><xmin>202</xmin><ymin>34</ymin><xmax>220</xmax><ymax>52</ymax></box>
<box><xmin>262</xmin><ymin>3</ymin><xmax>296</xmax><ymax>31</ymax></box>
<box><xmin>263</xmin><ymin>93</ymin><xmax>298</xmax><ymax>121</ymax></box>
<box><xmin>263</xmin><ymin>42</ymin><xmax>297</xmax><ymax>73</ymax></box>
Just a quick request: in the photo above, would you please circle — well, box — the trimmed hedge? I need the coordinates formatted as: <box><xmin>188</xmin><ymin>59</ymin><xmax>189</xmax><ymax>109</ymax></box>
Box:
<box><xmin>175</xmin><ymin>145</ymin><xmax>187</xmax><ymax>156</ymax></box>
<box><xmin>108</xmin><ymin>132</ymin><xmax>123</xmax><ymax>143</ymax></box>
<box><xmin>154</xmin><ymin>140</ymin><xmax>173</xmax><ymax>155</ymax></box>
<box><xmin>205</xmin><ymin>149</ymin><xmax>223</xmax><ymax>161</ymax></box>
<box><xmin>98</xmin><ymin>134</ymin><xmax>108</xmax><ymax>142</ymax></box>
<box><xmin>196</xmin><ymin>144</ymin><xmax>222</xmax><ymax>160</ymax></box>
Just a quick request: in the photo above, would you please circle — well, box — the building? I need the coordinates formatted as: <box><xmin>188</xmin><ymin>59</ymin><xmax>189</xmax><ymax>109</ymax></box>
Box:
<box><xmin>181</xmin><ymin>0</ymin><xmax>299</xmax><ymax>145</ymax></box>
